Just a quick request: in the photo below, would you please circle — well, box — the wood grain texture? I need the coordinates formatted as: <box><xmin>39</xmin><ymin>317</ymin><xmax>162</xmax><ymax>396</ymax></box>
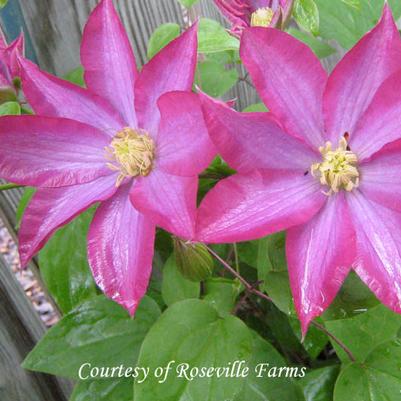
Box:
<box><xmin>0</xmin><ymin>253</ymin><xmax>73</xmax><ymax>400</ymax></box>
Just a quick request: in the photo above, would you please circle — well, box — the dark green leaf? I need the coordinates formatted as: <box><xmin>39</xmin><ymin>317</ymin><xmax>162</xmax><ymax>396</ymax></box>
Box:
<box><xmin>147</xmin><ymin>23</ymin><xmax>180</xmax><ymax>59</ymax></box>
<box><xmin>39</xmin><ymin>209</ymin><xmax>97</xmax><ymax>313</ymax></box>
<box><xmin>334</xmin><ymin>340</ymin><xmax>401</xmax><ymax>401</ymax></box>
<box><xmin>134</xmin><ymin>299</ymin><xmax>253</xmax><ymax>401</ymax></box>
<box><xmin>235</xmin><ymin>334</ymin><xmax>306</xmax><ymax>401</ymax></box>
<box><xmin>299</xmin><ymin>365</ymin><xmax>340</xmax><ymax>401</ymax></box>
<box><xmin>288</xmin><ymin>28</ymin><xmax>336</xmax><ymax>58</ymax></box>
<box><xmin>71</xmin><ymin>378</ymin><xmax>133</xmax><ymax>401</ymax></box>
<box><xmin>15</xmin><ymin>187</ymin><xmax>36</xmax><ymax>229</ymax></box>
<box><xmin>196</xmin><ymin>60</ymin><xmax>238</xmax><ymax>97</ymax></box>
<box><xmin>324</xmin><ymin>304</ymin><xmax>401</xmax><ymax>362</ymax></box>
<box><xmin>203</xmin><ymin>277</ymin><xmax>242</xmax><ymax>314</ymax></box>
<box><xmin>161</xmin><ymin>254</ymin><xmax>200</xmax><ymax>306</ymax></box>
<box><xmin>23</xmin><ymin>296</ymin><xmax>161</xmax><ymax>379</ymax></box>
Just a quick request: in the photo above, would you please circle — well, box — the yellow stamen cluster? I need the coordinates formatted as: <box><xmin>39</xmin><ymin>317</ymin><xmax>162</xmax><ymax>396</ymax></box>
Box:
<box><xmin>311</xmin><ymin>137</ymin><xmax>359</xmax><ymax>195</ymax></box>
<box><xmin>250</xmin><ymin>7</ymin><xmax>274</xmax><ymax>27</ymax></box>
<box><xmin>105</xmin><ymin>127</ymin><xmax>155</xmax><ymax>187</ymax></box>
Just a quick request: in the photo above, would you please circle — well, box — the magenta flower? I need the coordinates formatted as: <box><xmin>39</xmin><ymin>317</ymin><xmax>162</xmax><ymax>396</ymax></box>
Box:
<box><xmin>214</xmin><ymin>0</ymin><xmax>293</xmax><ymax>36</ymax></box>
<box><xmin>0</xmin><ymin>0</ymin><xmax>214</xmax><ymax>315</ymax></box>
<box><xmin>197</xmin><ymin>5</ymin><xmax>401</xmax><ymax>333</ymax></box>
<box><xmin>0</xmin><ymin>27</ymin><xmax>24</xmax><ymax>98</ymax></box>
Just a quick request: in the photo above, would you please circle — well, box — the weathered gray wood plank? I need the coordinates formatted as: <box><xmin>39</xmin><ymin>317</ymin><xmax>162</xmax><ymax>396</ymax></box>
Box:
<box><xmin>0</xmin><ymin>253</ymin><xmax>73</xmax><ymax>400</ymax></box>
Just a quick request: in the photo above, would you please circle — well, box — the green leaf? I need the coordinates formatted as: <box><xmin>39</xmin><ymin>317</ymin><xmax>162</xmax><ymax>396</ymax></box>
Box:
<box><xmin>161</xmin><ymin>254</ymin><xmax>200</xmax><ymax>306</ymax></box>
<box><xmin>299</xmin><ymin>365</ymin><xmax>340</xmax><ymax>401</ymax></box>
<box><xmin>23</xmin><ymin>295</ymin><xmax>161</xmax><ymax>379</ymax></box>
<box><xmin>316</xmin><ymin>0</ymin><xmax>401</xmax><ymax>49</ymax></box>
<box><xmin>39</xmin><ymin>209</ymin><xmax>98</xmax><ymax>313</ymax></box>
<box><xmin>0</xmin><ymin>0</ymin><xmax>8</xmax><ymax>9</ymax></box>
<box><xmin>340</xmin><ymin>0</ymin><xmax>360</xmax><ymax>9</ymax></box>
<box><xmin>0</xmin><ymin>101</ymin><xmax>21</xmax><ymax>115</ymax></box>
<box><xmin>334</xmin><ymin>340</ymin><xmax>401</xmax><ymax>401</ymax></box>
<box><xmin>15</xmin><ymin>187</ymin><xmax>36</xmax><ymax>229</ymax></box>
<box><xmin>198</xmin><ymin>18</ymin><xmax>240</xmax><ymax>54</ymax></box>
<box><xmin>242</xmin><ymin>103</ymin><xmax>268</xmax><ymax>113</ymax></box>
<box><xmin>177</xmin><ymin>0</ymin><xmax>199</xmax><ymax>8</ymax></box>
<box><xmin>71</xmin><ymin>378</ymin><xmax>133</xmax><ymax>401</ymax></box>
<box><xmin>134</xmin><ymin>299</ymin><xmax>253</xmax><ymax>401</ymax></box>
<box><xmin>287</xmin><ymin>28</ymin><xmax>336</xmax><ymax>58</ymax></box>
<box><xmin>147</xmin><ymin>23</ymin><xmax>180</xmax><ymax>59</ymax></box>
<box><xmin>64</xmin><ymin>66</ymin><xmax>85</xmax><ymax>87</ymax></box>
<box><xmin>235</xmin><ymin>334</ymin><xmax>306</xmax><ymax>401</ymax></box>
<box><xmin>196</xmin><ymin>60</ymin><xmax>238</xmax><ymax>97</ymax></box>
<box><xmin>203</xmin><ymin>277</ymin><xmax>241</xmax><ymax>314</ymax></box>
<box><xmin>324</xmin><ymin>304</ymin><xmax>401</xmax><ymax>362</ymax></box>
<box><xmin>293</xmin><ymin>0</ymin><xmax>320</xmax><ymax>36</ymax></box>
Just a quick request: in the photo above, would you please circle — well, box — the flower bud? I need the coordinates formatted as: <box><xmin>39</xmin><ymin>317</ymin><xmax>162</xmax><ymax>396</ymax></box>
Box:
<box><xmin>173</xmin><ymin>238</ymin><xmax>214</xmax><ymax>282</ymax></box>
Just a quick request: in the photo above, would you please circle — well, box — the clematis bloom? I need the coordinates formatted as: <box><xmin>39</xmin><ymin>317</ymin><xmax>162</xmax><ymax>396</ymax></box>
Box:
<box><xmin>197</xmin><ymin>5</ymin><xmax>401</xmax><ymax>333</ymax></box>
<box><xmin>0</xmin><ymin>27</ymin><xmax>24</xmax><ymax>101</ymax></box>
<box><xmin>214</xmin><ymin>0</ymin><xmax>293</xmax><ymax>36</ymax></box>
<box><xmin>0</xmin><ymin>0</ymin><xmax>214</xmax><ymax>315</ymax></box>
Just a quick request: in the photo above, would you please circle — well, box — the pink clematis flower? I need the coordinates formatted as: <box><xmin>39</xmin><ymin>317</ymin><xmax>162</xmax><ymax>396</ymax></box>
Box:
<box><xmin>214</xmin><ymin>0</ymin><xmax>293</xmax><ymax>36</ymax></box>
<box><xmin>0</xmin><ymin>27</ymin><xmax>24</xmax><ymax>100</ymax></box>
<box><xmin>0</xmin><ymin>0</ymin><xmax>214</xmax><ymax>314</ymax></box>
<box><xmin>197</xmin><ymin>5</ymin><xmax>401</xmax><ymax>334</ymax></box>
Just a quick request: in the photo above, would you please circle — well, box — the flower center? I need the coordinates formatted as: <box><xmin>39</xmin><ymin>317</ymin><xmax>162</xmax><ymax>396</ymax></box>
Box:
<box><xmin>311</xmin><ymin>137</ymin><xmax>359</xmax><ymax>195</ymax></box>
<box><xmin>250</xmin><ymin>7</ymin><xmax>274</xmax><ymax>27</ymax></box>
<box><xmin>105</xmin><ymin>127</ymin><xmax>155</xmax><ymax>187</ymax></box>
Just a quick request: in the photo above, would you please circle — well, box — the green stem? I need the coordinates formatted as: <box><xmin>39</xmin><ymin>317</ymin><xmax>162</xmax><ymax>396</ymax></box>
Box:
<box><xmin>206</xmin><ymin>244</ymin><xmax>357</xmax><ymax>363</ymax></box>
<box><xmin>0</xmin><ymin>183</ymin><xmax>23</xmax><ymax>191</ymax></box>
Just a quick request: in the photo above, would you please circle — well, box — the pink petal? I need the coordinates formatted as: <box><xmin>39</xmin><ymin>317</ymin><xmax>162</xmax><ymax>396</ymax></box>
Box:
<box><xmin>8</xmin><ymin>34</ymin><xmax>24</xmax><ymax>77</ymax></box>
<box><xmin>156</xmin><ymin>91</ymin><xmax>216</xmax><ymax>176</ymax></box>
<box><xmin>240</xmin><ymin>27</ymin><xmax>327</xmax><ymax>149</ymax></box>
<box><xmin>350</xmin><ymin>70</ymin><xmax>401</xmax><ymax>160</ymax></box>
<box><xmin>196</xmin><ymin>170</ymin><xmax>326</xmax><ymax>243</ymax></box>
<box><xmin>19</xmin><ymin>58</ymin><xmax>124</xmax><ymax>135</ymax></box>
<box><xmin>323</xmin><ymin>5</ymin><xmax>401</xmax><ymax>144</ymax></box>
<box><xmin>88</xmin><ymin>184</ymin><xmax>156</xmax><ymax>315</ymax></box>
<box><xmin>199</xmin><ymin>92</ymin><xmax>318</xmax><ymax>173</ymax></box>
<box><xmin>287</xmin><ymin>193</ymin><xmax>355</xmax><ymax>335</ymax></box>
<box><xmin>19</xmin><ymin>174</ymin><xmax>117</xmax><ymax>267</ymax></box>
<box><xmin>347</xmin><ymin>191</ymin><xmax>401</xmax><ymax>315</ymax></box>
<box><xmin>0</xmin><ymin>116</ymin><xmax>112</xmax><ymax>187</ymax></box>
<box><xmin>135</xmin><ymin>23</ymin><xmax>198</xmax><ymax>136</ymax></box>
<box><xmin>81</xmin><ymin>0</ymin><xmax>137</xmax><ymax>127</ymax></box>
<box><xmin>130</xmin><ymin>169</ymin><xmax>197</xmax><ymax>240</ymax></box>
<box><xmin>359</xmin><ymin>139</ymin><xmax>401</xmax><ymax>213</ymax></box>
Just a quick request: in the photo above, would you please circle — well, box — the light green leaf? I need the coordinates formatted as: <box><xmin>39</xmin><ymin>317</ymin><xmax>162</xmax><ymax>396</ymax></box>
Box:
<box><xmin>299</xmin><ymin>365</ymin><xmax>340</xmax><ymax>401</ymax></box>
<box><xmin>242</xmin><ymin>103</ymin><xmax>268</xmax><ymax>113</ymax></box>
<box><xmin>235</xmin><ymin>334</ymin><xmax>306</xmax><ymax>401</ymax></box>
<box><xmin>196</xmin><ymin>60</ymin><xmax>238</xmax><ymax>97</ymax></box>
<box><xmin>0</xmin><ymin>0</ymin><xmax>8</xmax><ymax>9</ymax></box>
<box><xmin>134</xmin><ymin>299</ymin><xmax>253</xmax><ymax>401</ymax></box>
<box><xmin>161</xmin><ymin>254</ymin><xmax>200</xmax><ymax>306</ymax></box>
<box><xmin>39</xmin><ymin>209</ymin><xmax>97</xmax><ymax>314</ymax></box>
<box><xmin>71</xmin><ymin>378</ymin><xmax>133</xmax><ymax>401</ymax></box>
<box><xmin>293</xmin><ymin>0</ymin><xmax>320</xmax><ymax>36</ymax></box>
<box><xmin>15</xmin><ymin>187</ymin><xmax>36</xmax><ymax>229</ymax></box>
<box><xmin>23</xmin><ymin>296</ymin><xmax>161</xmax><ymax>379</ymax></box>
<box><xmin>177</xmin><ymin>0</ymin><xmax>199</xmax><ymax>7</ymax></box>
<box><xmin>288</xmin><ymin>28</ymin><xmax>336</xmax><ymax>58</ymax></box>
<box><xmin>0</xmin><ymin>101</ymin><xmax>21</xmax><ymax>115</ymax></box>
<box><xmin>340</xmin><ymin>0</ymin><xmax>360</xmax><ymax>9</ymax></box>
<box><xmin>203</xmin><ymin>277</ymin><xmax>241</xmax><ymax>314</ymax></box>
<box><xmin>198</xmin><ymin>18</ymin><xmax>240</xmax><ymax>53</ymax></box>
<box><xmin>334</xmin><ymin>340</ymin><xmax>401</xmax><ymax>401</ymax></box>
<box><xmin>316</xmin><ymin>0</ymin><xmax>401</xmax><ymax>49</ymax></box>
<box><xmin>324</xmin><ymin>304</ymin><xmax>401</xmax><ymax>362</ymax></box>
<box><xmin>64</xmin><ymin>66</ymin><xmax>85</xmax><ymax>87</ymax></box>
<box><xmin>147</xmin><ymin>23</ymin><xmax>180</xmax><ymax>59</ymax></box>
